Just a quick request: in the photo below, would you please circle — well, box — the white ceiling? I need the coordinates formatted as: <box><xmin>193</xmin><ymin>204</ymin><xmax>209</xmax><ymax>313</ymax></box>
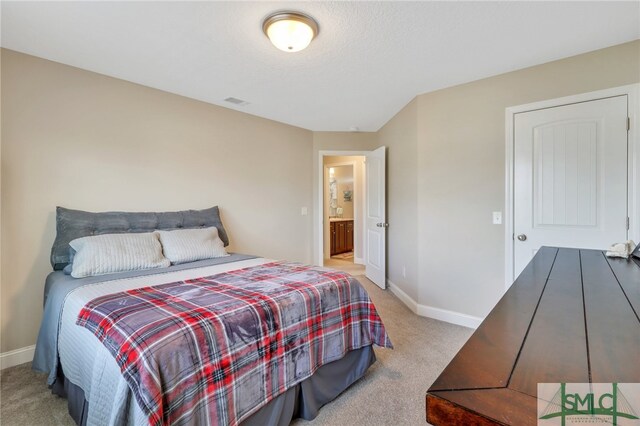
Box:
<box><xmin>2</xmin><ymin>1</ymin><xmax>639</xmax><ymax>131</ymax></box>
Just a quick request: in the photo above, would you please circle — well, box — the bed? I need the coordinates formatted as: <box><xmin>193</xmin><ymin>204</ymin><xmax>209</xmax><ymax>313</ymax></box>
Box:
<box><xmin>32</xmin><ymin>206</ymin><xmax>392</xmax><ymax>425</ymax></box>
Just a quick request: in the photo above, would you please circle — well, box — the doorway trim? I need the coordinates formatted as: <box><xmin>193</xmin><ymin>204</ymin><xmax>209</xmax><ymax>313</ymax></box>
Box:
<box><xmin>318</xmin><ymin>150</ymin><xmax>370</xmax><ymax>266</ymax></box>
<box><xmin>504</xmin><ymin>83</ymin><xmax>639</xmax><ymax>289</ymax></box>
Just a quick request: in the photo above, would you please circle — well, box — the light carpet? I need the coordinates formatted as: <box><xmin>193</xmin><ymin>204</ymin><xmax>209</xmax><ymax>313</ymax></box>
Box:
<box><xmin>0</xmin><ymin>275</ymin><xmax>472</xmax><ymax>426</ymax></box>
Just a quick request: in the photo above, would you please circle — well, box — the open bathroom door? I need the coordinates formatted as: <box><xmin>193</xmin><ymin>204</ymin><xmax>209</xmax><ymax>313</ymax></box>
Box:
<box><xmin>365</xmin><ymin>146</ymin><xmax>387</xmax><ymax>289</ymax></box>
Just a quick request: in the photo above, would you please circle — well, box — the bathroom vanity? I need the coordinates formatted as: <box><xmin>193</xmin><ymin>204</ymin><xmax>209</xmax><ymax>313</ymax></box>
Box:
<box><xmin>329</xmin><ymin>218</ymin><xmax>353</xmax><ymax>256</ymax></box>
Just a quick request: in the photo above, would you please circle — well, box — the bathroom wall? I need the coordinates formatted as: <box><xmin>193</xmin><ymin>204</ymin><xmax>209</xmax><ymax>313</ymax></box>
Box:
<box><xmin>329</xmin><ymin>165</ymin><xmax>354</xmax><ymax>219</ymax></box>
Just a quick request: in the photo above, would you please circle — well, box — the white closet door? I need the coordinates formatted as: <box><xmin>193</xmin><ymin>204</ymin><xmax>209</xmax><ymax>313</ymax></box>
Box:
<box><xmin>513</xmin><ymin>96</ymin><xmax>628</xmax><ymax>278</ymax></box>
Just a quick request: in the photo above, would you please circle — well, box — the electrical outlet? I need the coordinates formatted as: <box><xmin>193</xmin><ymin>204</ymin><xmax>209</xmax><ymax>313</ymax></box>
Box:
<box><xmin>493</xmin><ymin>211</ymin><xmax>502</xmax><ymax>225</ymax></box>
<box><xmin>301</xmin><ymin>207</ymin><xmax>308</xmax><ymax>216</ymax></box>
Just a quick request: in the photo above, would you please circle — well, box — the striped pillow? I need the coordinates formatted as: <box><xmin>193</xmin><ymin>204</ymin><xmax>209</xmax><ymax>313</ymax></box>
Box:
<box><xmin>69</xmin><ymin>232</ymin><xmax>170</xmax><ymax>278</ymax></box>
<box><xmin>156</xmin><ymin>227</ymin><xmax>229</xmax><ymax>265</ymax></box>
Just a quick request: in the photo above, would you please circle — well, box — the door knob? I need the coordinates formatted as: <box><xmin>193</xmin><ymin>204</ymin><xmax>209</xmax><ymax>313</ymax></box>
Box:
<box><xmin>376</xmin><ymin>223</ymin><xmax>389</xmax><ymax>228</ymax></box>
<box><xmin>517</xmin><ymin>234</ymin><xmax>527</xmax><ymax>241</ymax></box>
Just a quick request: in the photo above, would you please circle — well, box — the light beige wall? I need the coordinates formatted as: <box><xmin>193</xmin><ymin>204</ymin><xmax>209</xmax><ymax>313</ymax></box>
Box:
<box><xmin>312</xmin><ymin>132</ymin><xmax>378</xmax><ymax>264</ymax></box>
<box><xmin>416</xmin><ymin>40</ymin><xmax>640</xmax><ymax>318</ymax></box>
<box><xmin>377</xmin><ymin>99</ymin><xmax>419</xmax><ymax>300</ymax></box>
<box><xmin>322</xmin><ymin>156</ymin><xmax>365</xmax><ymax>261</ymax></box>
<box><xmin>0</xmin><ymin>49</ymin><xmax>314</xmax><ymax>352</ymax></box>
<box><xmin>313</xmin><ymin>132</ymin><xmax>378</xmax><ymax>153</ymax></box>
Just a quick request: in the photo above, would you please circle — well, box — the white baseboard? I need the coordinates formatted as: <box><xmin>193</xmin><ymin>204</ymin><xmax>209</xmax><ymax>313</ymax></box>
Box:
<box><xmin>416</xmin><ymin>304</ymin><xmax>483</xmax><ymax>329</ymax></box>
<box><xmin>354</xmin><ymin>257</ymin><xmax>365</xmax><ymax>265</ymax></box>
<box><xmin>386</xmin><ymin>279</ymin><xmax>418</xmax><ymax>314</ymax></box>
<box><xmin>387</xmin><ymin>279</ymin><xmax>482</xmax><ymax>329</ymax></box>
<box><xmin>1</xmin><ymin>345</ymin><xmax>35</xmax><ymax>370</ymax></box>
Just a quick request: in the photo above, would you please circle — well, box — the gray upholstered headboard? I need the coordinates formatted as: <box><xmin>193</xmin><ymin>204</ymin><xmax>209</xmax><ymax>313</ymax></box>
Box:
<box><xmin>50</xmin><ymin>206</ymin><xmax>229</xmax><ymax>270</ymax></box>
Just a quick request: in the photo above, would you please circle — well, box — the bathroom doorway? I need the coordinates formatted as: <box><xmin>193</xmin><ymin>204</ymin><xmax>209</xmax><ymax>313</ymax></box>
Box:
<box><xmin>322</xmin><ymin>155</ymin><xmax>366</xmax><ymax>273</ymax></box>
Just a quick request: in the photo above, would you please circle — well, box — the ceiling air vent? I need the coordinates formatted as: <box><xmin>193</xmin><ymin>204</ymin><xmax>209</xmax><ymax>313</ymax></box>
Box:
<box><xmin>224</xmin><ymin>97</ymin><xmax>250</xmax><ymax>106</ymax></box>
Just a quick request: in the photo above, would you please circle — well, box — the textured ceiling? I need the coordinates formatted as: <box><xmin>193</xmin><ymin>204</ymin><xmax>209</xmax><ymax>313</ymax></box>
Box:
<box><xmin>2</xmin><ymin>1</ymin><xmax>639</xmax><ymax>131</ymax></box>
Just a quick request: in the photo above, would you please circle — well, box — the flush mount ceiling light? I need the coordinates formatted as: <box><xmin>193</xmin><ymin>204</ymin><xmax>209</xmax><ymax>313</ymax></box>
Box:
<box><xmin>262</xmin><ymin>11</ymin><xmax>319</xmax><ymax>53</ymax></box>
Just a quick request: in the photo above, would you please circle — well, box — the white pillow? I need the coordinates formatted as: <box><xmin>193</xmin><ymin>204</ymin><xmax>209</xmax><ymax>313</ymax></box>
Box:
<box><xmin>156</xmin><ymin>227</ymin><xmax>229</xmax><ymax>264</ymax></box>
<box><xmin>69</xmin><ymin>232</ymin><xmax>170</xmax><ymax>278</ymax></box>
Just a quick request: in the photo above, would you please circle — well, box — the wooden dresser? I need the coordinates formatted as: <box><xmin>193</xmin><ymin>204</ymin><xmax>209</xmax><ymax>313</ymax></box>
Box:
<box><xmin>426</xmin><ymin>247</ymin><xmax>640</xmax><ymax>425</ymax></box>
<box><xmin>330</xmin><ymin>219</ymin><xmax>353</xmax><ymax>256</ymax></box>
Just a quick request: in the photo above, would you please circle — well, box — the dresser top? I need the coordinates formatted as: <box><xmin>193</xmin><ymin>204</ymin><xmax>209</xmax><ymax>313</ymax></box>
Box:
<box><xmin>427</xmin><ymin>247</ymin><xmax>640</xmax><ymax>425</ymax></box>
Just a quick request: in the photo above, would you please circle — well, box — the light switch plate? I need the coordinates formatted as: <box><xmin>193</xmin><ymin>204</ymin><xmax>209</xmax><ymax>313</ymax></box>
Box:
<box><xmin>492</xmin><ymin>211</ymin><xmax>502</xmax><ymax>225</ymax></box>
<box><xmin>301</xmin><ymin>207</ymin><xmax>308</xmax><ymax>216</ymax></box>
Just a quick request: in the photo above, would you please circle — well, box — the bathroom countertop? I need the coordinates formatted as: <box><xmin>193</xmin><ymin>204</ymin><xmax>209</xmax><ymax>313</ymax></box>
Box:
<box><xmin>329</xmin><ymin>218</ymin><xmax>354</xmax><ymax>222</ymax></box>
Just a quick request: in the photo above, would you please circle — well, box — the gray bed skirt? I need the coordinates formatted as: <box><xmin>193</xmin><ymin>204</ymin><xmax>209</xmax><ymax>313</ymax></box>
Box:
<box><xmin>53</xmin><ymin>345</ymin><xmax>376</xmax><ymax>426</ymax></box>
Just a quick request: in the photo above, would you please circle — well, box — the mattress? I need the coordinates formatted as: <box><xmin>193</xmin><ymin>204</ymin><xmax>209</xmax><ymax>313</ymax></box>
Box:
<box><xmin>34</xmin><ymin>254</ymin><xmax>389</xmax><ymax>425</ymax></box>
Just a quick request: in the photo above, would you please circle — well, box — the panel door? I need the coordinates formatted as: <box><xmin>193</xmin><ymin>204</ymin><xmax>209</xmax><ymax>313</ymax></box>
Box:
<box><xmin>366</xmin><ymin>146</ymin><xmax>387</xmax><ymax>289</ymax></box>
<box><xmin>513</xmin><ymin>96</ymin><xmax>628</xmax><ymax>278</ymax></box>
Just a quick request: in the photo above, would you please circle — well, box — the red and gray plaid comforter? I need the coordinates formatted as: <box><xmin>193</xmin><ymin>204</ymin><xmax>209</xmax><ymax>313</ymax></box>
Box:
<box><xmin>77</xmin><ymin>261</ymin><xmax>392</xmax><ymax>425</ymax></box>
